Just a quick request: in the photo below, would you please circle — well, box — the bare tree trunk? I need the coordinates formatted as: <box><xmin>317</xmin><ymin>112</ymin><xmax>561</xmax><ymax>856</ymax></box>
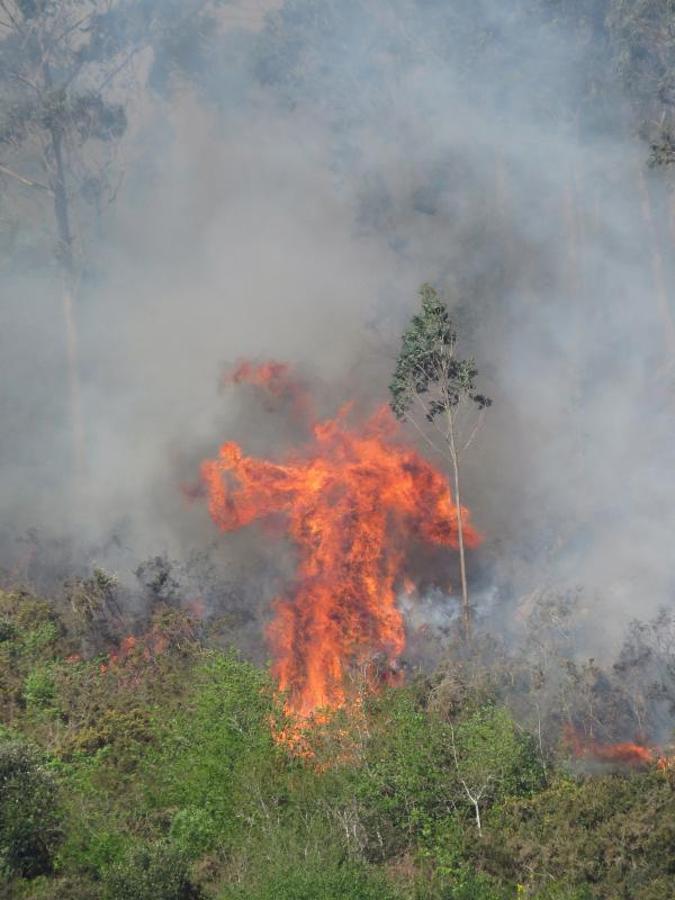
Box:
<box><xmin>469</xmin><ymin>793</ymin><xmax>482</xmax><ymax>834</ymax></box>
<box><xmin>49</xmin><ymin>120</ymin><xmax>85</xmax><ymax>475</ymax></box>
<box><xmin>637</xmin><ymin>165</ymin><xmax>675</xmax><ymax>358</ymax></box>
<box><xmin>448</xmin><ymin>413</ymin><xmax>470</xmax><ymax>643</ymax></box>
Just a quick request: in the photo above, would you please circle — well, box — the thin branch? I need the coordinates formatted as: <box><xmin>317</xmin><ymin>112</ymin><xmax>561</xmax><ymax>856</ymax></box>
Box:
<box><xmin>461</xmin><ymin>408</ymin><xmax>486</xmax><ymax>455</ymax></box>
<box><xmin>0</xmin><ymin>1</ymin><xmax>20</xmax><ymax>31</ymax></box>
<box><xmin>411</xmin><ymin>384</ymin><xmax>448</xmax><ymax>445</ymax></box>
<box><xmin>403</xmin><ymin>410</ymin><xmax>447</xmax><ymax>460</ymax></box>
<box><xmin>51</xmin><ymin>12</ymin><xmax>98</xmax><ymax>51</ymax></box>
<box><xmin>96</xmin><ymin>44</ymin><xmax>143</xmax><ymax>94</ymax></box>
<box><xmin>8</xmin><ymin>70</ymin><xmax>41</xmax><ymax>94</ymax></box>
<box><xmin>0</xmin><ymin>161</ymin><xmax>52</xmax><ymax>192</ymax></box>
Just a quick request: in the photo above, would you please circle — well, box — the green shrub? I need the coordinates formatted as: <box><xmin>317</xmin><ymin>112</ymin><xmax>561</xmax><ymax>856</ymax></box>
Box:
<box><xmin>451</xmin><ymin>705</ymin><xmax>544</xmax><ymax>806</ymax></box>
<box><xmin>148</xmin><ymin>653</ymin><xmax>278</xmax><ymax>844</ymax></box>
<box><xmin>0</xmin><ymin>618</ymin><xmax>16</xmax><ymax>643</ymax></box>
<box><xmin>346</xmin><ymin>687</ymin><xmax>457</xmax><ymax>858</ymax></box>
<box><xmin>22</xmin><ymin>621</ymin><xmax>59</xmax><ymax>654</ymax></box>
<box><xmin>483</xmin><ymin>772</ymin><xmax>675</xmax><ymax>897</ymax></box>
<box><xmin>102</xmin><ymin>840</ymin><xmax>201</xmax><ymax>900</ymax></box>
<box><xmin>23</xmin><ymin>668</ymin><xmax>56</xmax><ymax>709</ymax></box>
<box><xmin>221</xmin><ymin>859</ymin><xmax>402</xmax><ymax>900</ymax></box>
<box><xmin>0</xmin><ymin>738</ymin><xmax>62</xmax><ymax>878</ymax></box>
<box><xmin>170</xmin><ymin>806</ymin><xmax>218</xmax><ymax>858</ymax></box>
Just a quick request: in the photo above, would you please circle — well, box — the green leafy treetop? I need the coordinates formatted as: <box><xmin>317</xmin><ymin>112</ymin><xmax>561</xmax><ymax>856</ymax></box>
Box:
<box><xmin>389</xmin><ymin>284</ymin><xmax>491</xmax><ymax>643</ymax></box>
<box><xmin>390</xmin><ymin>284</ymin><xmax>491</xmax><ymax>421</ymax></box>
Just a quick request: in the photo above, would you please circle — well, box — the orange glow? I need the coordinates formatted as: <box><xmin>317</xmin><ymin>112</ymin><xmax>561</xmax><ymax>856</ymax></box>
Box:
<box><xmin>200</xmin><ymin>369</ymin><xmax>481</xmax><ymax>724</ymax></box>
<box><xmin>224</xmin><ymin>359</ymin><xmax>313</xmax><ymax>423</ymax></box>
<box><xmin>564</xmin><ymin>724</ymin><xmax>672</xmax><ymax>768</ymax></box>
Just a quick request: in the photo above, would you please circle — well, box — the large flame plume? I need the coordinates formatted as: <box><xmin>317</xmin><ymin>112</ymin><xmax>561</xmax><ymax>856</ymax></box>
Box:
<box><xmin>200</xmin><ymin>362</ymin><xmax>482</xmax><ymax>720</ymax></box>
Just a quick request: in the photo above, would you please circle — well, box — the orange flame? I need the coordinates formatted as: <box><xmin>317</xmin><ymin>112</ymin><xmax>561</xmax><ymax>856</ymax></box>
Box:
<box><xmin>564</xmin><ymin>724</ymin><xmax>672</xmax><ymax>768</ymax></box>
<box><xmin>224</xmin><ymin>359</ymin><xmax>313</xmax><ymax>423</ymax></box>
<box><xmin>200</xmin><ymin>372</ymin><xmax>481</xmax><ymax>723</ymax></box>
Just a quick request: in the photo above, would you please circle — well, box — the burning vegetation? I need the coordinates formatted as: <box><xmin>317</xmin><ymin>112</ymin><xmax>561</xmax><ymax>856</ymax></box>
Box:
<box><xmin>200</xmin><ymin>361</ymin><xmax>481</xmax><ymax>722</ymax></box>
<box><xmin>3</xmin><ymin>0</ymin><xmax>675</xmax><ymax>894</ymax></box>
<box><xmin>2</xmin><ymin>303</ymin><xmax>675</xmax><ymax>898</ymax></box>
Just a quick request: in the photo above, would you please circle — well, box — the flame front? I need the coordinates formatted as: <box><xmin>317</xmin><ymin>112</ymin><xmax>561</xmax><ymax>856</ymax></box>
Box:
<box><xmin>564</xmin><ymin>725</ymin><xmax>674</xmax><ymax>769</ymax></box>
<box><xmin>200</xmin><ymin>369</ymin><xmax>481</xmax><ymax>721</ymax></box>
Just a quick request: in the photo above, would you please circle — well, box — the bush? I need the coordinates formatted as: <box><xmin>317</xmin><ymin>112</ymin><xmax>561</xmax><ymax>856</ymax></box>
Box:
<box><xmin>346</xmin><ymin>687</ymin><xmax>457</xmax><ymax>858</ymax></box>
<box><xmin>148</xmin><ymin>653</ymin><xmax>278</xmax><ymax>846</ymax></box>
<box><xmin>482</xmin><ymin>772</ymin><xmax>675</xmax><ymax>897</ymax></box>
<box><xmin>222</xmin><ymin>859</ymin><xmax>402</xmax><ymax>900</ymax></box>
<box><xmin>170</xmin><ymin>807</ymin><xmax>218</xmax><ymax>858</ymax></box>
<box><xmin>24</xmin><ymin>667</ymin><xmax>56</xmax><ymax>709</ymax></box>
<box><xmin>102</xmin><ymin>840</ymin><xmax>201</xmax><ymax>900</ymax></box>
<box><xmin>0</xmin><ymin>738</ymin><xmax>62</xmax><ymax>878</ymax></box>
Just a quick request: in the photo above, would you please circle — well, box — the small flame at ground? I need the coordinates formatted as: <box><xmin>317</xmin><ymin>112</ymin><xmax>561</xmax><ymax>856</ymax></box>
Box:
<box><xmin>564</xmin><ymin>724</ymin><xmax>673</xmax><ymax>769</ymax></box>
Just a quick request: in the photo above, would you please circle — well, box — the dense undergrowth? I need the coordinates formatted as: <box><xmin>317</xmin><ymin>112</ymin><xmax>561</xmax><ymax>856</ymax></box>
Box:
<box><xmin>0</xmin><ymin>583</ymin><xmax>673</xmax><ymax>899</ymax></box>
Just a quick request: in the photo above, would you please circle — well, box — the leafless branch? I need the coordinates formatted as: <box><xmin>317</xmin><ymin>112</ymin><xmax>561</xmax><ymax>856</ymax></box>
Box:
<box><xmin>403</xmin><ymin>409</ymin><xmax>445</xmax><ymax>459</ymax></box>
<box><xmin>0</xmin><ymin>161</ymin><xmax>52</xmax><ymax>192</ymax></box>
<box><xmin>461</xmin><ymin>407</ymin><xmax>487</xmax><ymax>455</ymax></box>
<box><xmin>0</xmin><ymin>1</ymin><xmax>20</xmax><ymax>31</ymax></box>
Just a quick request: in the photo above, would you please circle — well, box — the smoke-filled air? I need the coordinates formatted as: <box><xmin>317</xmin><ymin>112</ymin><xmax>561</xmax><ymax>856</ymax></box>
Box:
<box><xmin>1</xmin><ymin>2</ymin><xmax>675</xmax><ymax>897</ymax></box>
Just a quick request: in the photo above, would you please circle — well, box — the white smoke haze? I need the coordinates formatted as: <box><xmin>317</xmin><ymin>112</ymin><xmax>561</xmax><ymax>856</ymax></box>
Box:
<box><xmin>1</xmin><ymin>1</ymin><xmax>674</xmax><ymax>661</ymax></box>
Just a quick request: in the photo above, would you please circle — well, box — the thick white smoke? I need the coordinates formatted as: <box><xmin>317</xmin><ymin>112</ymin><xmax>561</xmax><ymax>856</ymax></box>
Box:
<box><xmin>1</xmin><ymin>1</ymin><xmax>673</xmax><ymax>658</ymax></box>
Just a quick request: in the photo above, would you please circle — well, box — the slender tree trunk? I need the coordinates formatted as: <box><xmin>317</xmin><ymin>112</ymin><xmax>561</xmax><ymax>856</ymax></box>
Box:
<box><xmin>50</xmin><ymin>121</ymin><xmax>85</xmax><ymax>475</ymax></box>
<box><xmin>469</xmin><ymin>793</ymin><xmax>482</xmax><ymax>835</ymax></box>
<box><xmin>448</xmin><ymin>413</ymin><xmax>470</xmax><ymax>643</ymax></box>
<box><xmin>637</xmin><ymin>165</ymin><xmax>675</xmax><ymax>358</ymax></box>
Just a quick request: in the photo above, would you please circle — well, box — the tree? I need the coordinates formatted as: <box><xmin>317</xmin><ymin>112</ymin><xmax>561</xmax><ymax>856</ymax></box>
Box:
<box><xmin>448</xmin><ymin>706</ymin><xmax>542</xmax><ymax>835</ymax></box>
<box><xmin>390</xmin><ymin>284</ymin><xmax>491</xmax><ymax>642</ymax></box>
<box><xmin>0</xmin><ymin>0</ymin><xmax>222</xmax><ymax>474</ymax></box>
<box><xmin>0</xmin><ymin>1</ymin><xmax>138</xmax><ymax>472</ymax></box>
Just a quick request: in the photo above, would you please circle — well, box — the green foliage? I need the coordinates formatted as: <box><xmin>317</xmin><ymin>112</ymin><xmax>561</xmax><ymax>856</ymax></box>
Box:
<box><xmin>102</xmin><ymin>840</ymin><xmax>201</xmax><ymax>900</ymax></box>
<box><xmin>389</xmin><ymin>284</ymin><xmax>491</xmax><ymax>423</ymax></box>
<box><xmin>346</xmin><ymin>687</ymin><xmax>457</xmax><ymax>857</ymax></box>
<box><xmin>23</xmin><ymin>667</ymin><xmax>56</xmax><ymax>709</ymax></box>
<box><xmin>221</xmin><ymin>859</ymin><xmax>402</xmax><ymax>900</ymax></box>
<box><xmin>148</xmin><ymin>652</ymin><xmax>278</xmax><ymax>843</ymax></box>
<box><xmin>452</xmin><ymin>705</ymin><xmax>544</xmax><ymax>805</ymax></box>
<box><xmin>0</xmin><ymin>618</ymin><xmax>17</xmax><ymax>643</ymax></box>
<box><xmin>169</xmin><ymin>807</ymin><xmax>218</xmax><ymax>859</ymax></box>
<box><xmin>22</xmin><ymin>622</ymin><xmax>59</xmax><ymax>654</ymax></box>
<box><xmin>0</xmin><ymin>584</ymin><xmax>672</xmax><ymax>898</ymax></box>
<box><xmin>0</xmin><ymin>738</ymin><xmax>62</xmax><ymax>879</ymax></box>
<box><xmin>482</xmin><ymin>772</ymin><xmax>675</xmax><ymax>897</ymax></box>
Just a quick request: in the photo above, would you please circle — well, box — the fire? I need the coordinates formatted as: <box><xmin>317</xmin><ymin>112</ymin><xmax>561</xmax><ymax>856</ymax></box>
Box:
<box><xmin>564</xmin><ymin>724</ymin><xmax>672</xmax><ymax>769</ymax></box>
<box><xmin>200</xmin><ymin>363</ymin><xmax>482</xmax><ymax>723</ymax></box>
<box><xmin>224</xmin><ymin>359</ymin><xmax>313</xmax><ymax>423</ymax></box>
<box><xmin>587</xmin><ymin>741</ymin><xmax>655</xmax><ymax>767</ymax></box>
